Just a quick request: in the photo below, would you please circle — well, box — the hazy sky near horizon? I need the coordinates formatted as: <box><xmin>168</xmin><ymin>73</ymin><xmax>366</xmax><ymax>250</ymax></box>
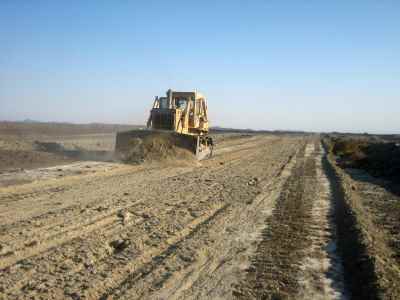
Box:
<box><xmin>1</xmin><ymin>1</ymin><xmax>399</xmax><ymax>133</ymax></box>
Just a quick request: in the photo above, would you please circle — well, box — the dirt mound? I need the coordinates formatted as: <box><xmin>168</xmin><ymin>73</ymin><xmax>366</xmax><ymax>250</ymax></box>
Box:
<box><xmin>120</xmin><ymin>134</ymin><xmax>195</xmax><ymax>164</ymax></box>
<box><xmin>328</xmin><ymin>137</ymin><xmax>400</xmax><ymax>184</ymax></box>
<box><xmin>361</xmin><ymin>143</ymin><xmax>400</xmax><ymax>180</ymax></box>
<box><xmin>330</xmin><ymin>138</ymin><xmax>368</xmax><ymax>160</ymax></box>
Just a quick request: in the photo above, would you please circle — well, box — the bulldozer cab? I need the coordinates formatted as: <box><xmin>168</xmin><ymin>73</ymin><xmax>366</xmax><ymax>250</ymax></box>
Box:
<box><xmin>157</xmin><ymin>96</ymin><xmax>187</xmax><ymax>110</ymax></box>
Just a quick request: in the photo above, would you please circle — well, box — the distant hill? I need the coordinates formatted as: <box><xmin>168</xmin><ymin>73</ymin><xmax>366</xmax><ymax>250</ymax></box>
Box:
<box><xmin>22</xmin><ymin>119</ymin><xmax>41</xmax><ymax>123</ymax></box>
<box><xmin>0</xmin><ymin>121</ymin><xmax>142</xmax><ymax>136</ymax></box>
<box><xmin>211</xmin><ymin>126</ymin><xmax>310</xmax><ymax>135</ymax></box>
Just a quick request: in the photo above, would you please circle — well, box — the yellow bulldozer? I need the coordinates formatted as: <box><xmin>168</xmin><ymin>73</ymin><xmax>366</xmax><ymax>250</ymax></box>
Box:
<box><xmin>115</xmin><ymin>89</ymin><xmax>214</xmax><ymax>162</ymax></box>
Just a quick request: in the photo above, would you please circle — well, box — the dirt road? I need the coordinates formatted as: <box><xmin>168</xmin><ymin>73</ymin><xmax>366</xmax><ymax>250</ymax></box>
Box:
<box><xmin>1</xmin><ymin>134</ymin><xmax>397</xmax><ymax>299</ymax></box>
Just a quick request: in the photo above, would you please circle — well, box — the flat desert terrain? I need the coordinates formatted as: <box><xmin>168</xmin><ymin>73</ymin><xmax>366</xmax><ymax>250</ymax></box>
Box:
<box><xmin>0</xmin><ymin>123</ymin><xmax>399</xmax><ymax>299</ymax></box>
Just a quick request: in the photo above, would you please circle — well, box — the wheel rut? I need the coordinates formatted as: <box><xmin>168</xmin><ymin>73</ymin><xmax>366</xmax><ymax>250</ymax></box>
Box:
<box><xmin>233</xmin><ymin>140</ymin><xmax>348</xmax><ymax>300</ymax></box>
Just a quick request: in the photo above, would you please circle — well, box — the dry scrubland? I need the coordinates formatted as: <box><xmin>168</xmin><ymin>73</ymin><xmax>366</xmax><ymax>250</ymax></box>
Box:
<box><xmin>0</xmin><ymin>122</ymin><xmax>399</xmax><ymax>299</ymax></box>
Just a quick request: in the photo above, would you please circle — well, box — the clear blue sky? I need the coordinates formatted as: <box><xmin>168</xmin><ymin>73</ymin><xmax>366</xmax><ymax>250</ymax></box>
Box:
<box><xmin>1</xmin><ymin>1</ymin><xmax>399</xmax><ymax>133</ymax></box>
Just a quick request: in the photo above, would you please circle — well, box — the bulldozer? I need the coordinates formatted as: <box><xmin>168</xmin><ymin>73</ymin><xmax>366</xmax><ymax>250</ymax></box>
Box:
<box><xmin>115</xmin><ymin>89</ymin><xmax>214</xmax><ymax>162</ymax></box>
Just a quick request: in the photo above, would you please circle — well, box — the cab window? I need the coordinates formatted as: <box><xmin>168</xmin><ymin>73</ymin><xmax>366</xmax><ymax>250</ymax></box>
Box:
<box><xmin>175</xmin><ymin>98</ymin><xmax>187</xmax><ymax>109</ymax></box>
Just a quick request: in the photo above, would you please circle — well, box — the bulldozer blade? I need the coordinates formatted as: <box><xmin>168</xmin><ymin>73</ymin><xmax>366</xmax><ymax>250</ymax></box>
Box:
<box><xmin>115</xmin><ymin>130</ymin><xmax>212</xmax><ymax>162</ymax></box>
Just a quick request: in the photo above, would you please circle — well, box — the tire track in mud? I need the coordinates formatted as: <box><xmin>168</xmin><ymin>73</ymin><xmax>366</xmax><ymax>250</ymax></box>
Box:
<box><xmin>322</xmin><ymin>142</ymin><xmax>385</xmax><ymax>299</ymax></box>
<box><xmin>0</xmin><ymin>181</ymin><xmax>224</xmax><ymax>296</ymax></box>
<box><xmin>233</xmin><ymin>141</ymin><xmax>348</xmax><ymax>300</ymax></box>
<box><xmin>296</xmin><ymin>143</ymin><xmax>348</xmax><ymax>300</ymax></box>
<box><xmin>97</xmin><ymin>203</ymin><xmax>230</xmax><ymax>300</ymax></box>
<box><xmin>233</xmin><ymin>144</ymin><xmax>314</xmax><ymax>299</ymax></box>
